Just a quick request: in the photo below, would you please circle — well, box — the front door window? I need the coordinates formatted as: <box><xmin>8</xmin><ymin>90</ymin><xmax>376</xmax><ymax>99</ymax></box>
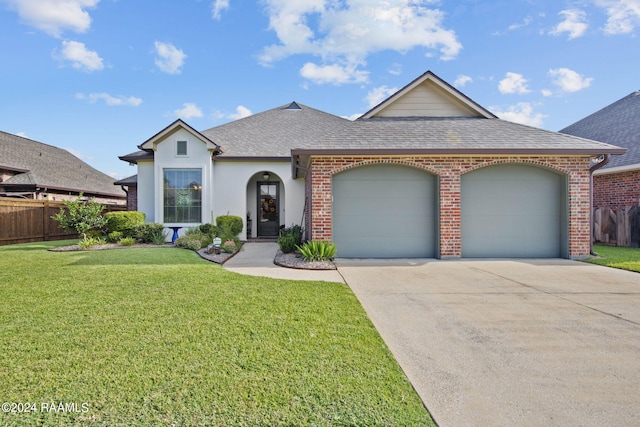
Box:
<box><xmin>258</xmin><ymin>182</ymin><xmax>279</xmax><ymax>237</ymax></box>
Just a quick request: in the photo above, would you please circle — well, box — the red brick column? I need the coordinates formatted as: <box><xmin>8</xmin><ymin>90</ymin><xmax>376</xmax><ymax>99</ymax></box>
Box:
<box><xmin>438</xmin><ymin>172</ymin><xmax>461</xmax><ymax>258</ymax></box>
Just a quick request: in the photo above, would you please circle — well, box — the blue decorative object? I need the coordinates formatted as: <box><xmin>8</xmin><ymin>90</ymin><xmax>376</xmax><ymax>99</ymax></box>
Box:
<box><xmin>170</xmin><ymin>227</ymin><xmax>182</xmax><ymax>244</ymax></box>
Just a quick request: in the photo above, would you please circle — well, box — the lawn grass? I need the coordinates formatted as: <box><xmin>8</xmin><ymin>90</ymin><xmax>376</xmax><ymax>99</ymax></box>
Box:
<box><xmin>0</xmin><ymin>241</ymin><xmax>434</xmax><ymax>426</ymax></box>
<box><xmin>583</xmin><ymin>244</ymin><xmax>640</xmax><ymax>272</ymax></box>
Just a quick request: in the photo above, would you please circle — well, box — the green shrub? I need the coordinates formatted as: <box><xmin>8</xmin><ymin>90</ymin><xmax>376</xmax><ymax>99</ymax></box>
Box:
<box><xmin>150</xmin><ymin>230</ymin><xmax>168</xmax><ymax>245</ymax></box>
<box><xmin>51</xmin><ymin>194</ymin><xmax>107</xmax><ymax>241</ymax></box>
<box><xmin>278</xmin><ymin>224</ymin><xmax>303</xmax><ymax>253</ymax></box>
<box><xmin>199</xmin><ymin>223</ymin><xmax>217</xmax><ymax>236</ymax></box>
<box><xmin>296</xmin><ymin>241</ymin><xmax>337</xmax><ymax>261</ymax></box>
<box><xmin>175</xmin><ymin>235</ymin><xmax>205</xmax><ymax>251</ymax></box>
<box><xmin>216</xmin><ymin>215</ymin><xmax>243</xmax><ymax>237</ymax></box>
<box><xmin>85</xmin><ymin>229</ymin><xmax>105</xmax><ymax>240</ymax></box>
<box><xmin>104</xmin><ymin>211</ymin><xmax>145</xmax><ymax>237</ymax></box>
<box><xmin>222</xmin><ymin>241</ymin><xmax>237</xmax><ymax>254</ymax></box>
<box><xmin>135</xmin><ymin>223</ymin><xmax>166</xmax><ymax>243</ymax></box>
<box><xmin>107</xmin><ymin>231</ymin><xmax>123</xmax><ymax>243</ymax></box>
<box><xmin>277</xmin><ymin>234</ymin><xmax>298</xmax><ymax>253</ymax></box>
<box><xmin>118</xmin><ymin>237</ymin><xmax>136</xmax><ymax>246</ymax></box>
<box><xmin>78</xmin><ymin>236</ymin><xmax>106</xmax><ymax>250</ymax></box>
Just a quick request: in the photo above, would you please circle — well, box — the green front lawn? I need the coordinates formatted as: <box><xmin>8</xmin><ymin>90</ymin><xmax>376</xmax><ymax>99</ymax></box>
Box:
<box><xmin>0</xmin><ymin>241</ymin><xmax>433</xmax><ymax>426</ymax></box>
<box><xmin>583</xmin><ymin>244</ymin><xmax>640</xmax><ymax>272</ymax></box>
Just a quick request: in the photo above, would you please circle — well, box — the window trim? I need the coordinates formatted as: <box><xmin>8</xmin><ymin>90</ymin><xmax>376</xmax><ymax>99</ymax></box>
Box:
<box><xmin>176</xmin><ymin>140</ymin><xmax>188</xmax><ymax>156</ymax></box>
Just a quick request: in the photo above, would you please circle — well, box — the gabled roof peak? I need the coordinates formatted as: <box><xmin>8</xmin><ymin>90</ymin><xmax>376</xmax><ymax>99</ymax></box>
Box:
<box><xmin>284</xmin><ymin>101</ymin><xmax>302</xmax><ymax>110</ymax></box>
<box><xmin>359</xmin><ymin>70</ymin><xmax>496</xmax><ymax>120</ymax></box>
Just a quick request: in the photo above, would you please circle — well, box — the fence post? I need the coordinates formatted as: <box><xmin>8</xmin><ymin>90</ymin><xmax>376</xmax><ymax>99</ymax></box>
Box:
<box><xmin>43</xmin><ymin>200</ymin><xmax>50</xmax><ymax>241</ymax></box>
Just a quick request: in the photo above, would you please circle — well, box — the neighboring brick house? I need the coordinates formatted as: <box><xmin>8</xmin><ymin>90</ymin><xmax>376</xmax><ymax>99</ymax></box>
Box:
<box><xmin>560</xmin><ymin>91</ymin><xmax>640</xmax><ymax>209</ymax></box>
<box><xmin>120</xmin><ymin>70</ymin><xmax>623</xmax><ymax>259</ymax></box>
<box><xmin>0</xmin><ymin>131</ymin><xmax>126</xmax><ymax>205</ymax></box>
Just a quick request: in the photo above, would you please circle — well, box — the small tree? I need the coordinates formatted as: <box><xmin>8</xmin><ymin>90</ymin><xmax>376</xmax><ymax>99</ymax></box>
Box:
<box><xmin>52</xmin><ymin>194</ymin><xmax>107</xmax><ymax>241</ymax></box>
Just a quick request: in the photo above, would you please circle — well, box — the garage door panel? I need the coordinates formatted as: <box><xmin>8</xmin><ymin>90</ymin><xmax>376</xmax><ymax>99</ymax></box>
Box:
<box><xmin>333</xmin><ymin>164</ymin><xmax>437</xmax><ymax>258</ymax></box>
<box><xmin>462</xmin><ymin>164</ymin><xmax>566</xmax><ymax>258</ymax></box>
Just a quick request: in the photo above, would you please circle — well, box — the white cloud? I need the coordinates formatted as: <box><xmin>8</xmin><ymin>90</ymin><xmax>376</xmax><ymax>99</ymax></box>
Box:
<box><xmin>550</xmin><ymin>9</ymin><xmax>588</xmax><ymax>39</ymax></box>
<box><xmin>1</xmin><ymin>0</ymin><xmax>99</xmax><ymax>37</ymax></box>
<box><xmin>548</xmin><ymin>68</ymin><xmax>593</xmax><ymax>92</ymax></box>
<box><xmin>491</xmin><ymin>102</ymin><xmax>546</xmax><ymax>127</ymax></box>
<box><xmin>56</xmin><ymin>40</ymin><xmax>103</xmax><ymax>72</ymax></box>
<box><xmin>259</xmin><ymin>0</ymin><xmax>462</xmax><ymax>84</ymax></box>
<box><xmin>454</xmin><ymin>74</ymin><xmax>473</xmax><ymax>88</ymax></box>
<box><xmin>174</xmin><ymin>103</ymin><xmax>203</xmax><ymax>119</ymax></box>
<box><xmin>229</xmin><ymin>105</ymin><xmax>252</xmax><ymax>120</ymax></box>
<box><xmin>365</xmin><ymin>85</ymin><xmax>398</xmax><ymax>109</ymax></box>
<box><xmin>498</xmin><ymin>72</ymin><xmax>531</xmax><ymax>94</ymax></box>
<box><xmin>595</xmin><ymin>0</ymin><xmax>640</xmax><ymax>34</ymax></box>
<box><xmin>508</xmin><ymin>16</ymin><xmax>533</xmax><ymax>31</ymax></box>
<box><xmin>541</xmin><ymin>89</ymin><xmax>554</xmax><ymax>97</ymax></box>
<box><xmin>300</xmin><ymin>62</ymin><xmax>369</xmax><ymax>85</ymax></box>
<box><xmin>212</xmin><ymin>0</ymin><xmax>229</xmax><ymax>20</ymax></box>
<box><xmin>76</xmin><ymin>92</ymin><xmax>142</xmax><ymax>106</ymax></box>
<box><xmin>154</xmin><ymin>41</ymin><xmax>186</xmax><ymax>75</ymax></box>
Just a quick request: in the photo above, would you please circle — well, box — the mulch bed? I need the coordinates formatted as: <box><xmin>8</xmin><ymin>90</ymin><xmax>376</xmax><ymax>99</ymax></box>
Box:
<box><xmin>274</xmin><ymin>250</ymin><xmax>336</xmax><ymax>270</ymax></box>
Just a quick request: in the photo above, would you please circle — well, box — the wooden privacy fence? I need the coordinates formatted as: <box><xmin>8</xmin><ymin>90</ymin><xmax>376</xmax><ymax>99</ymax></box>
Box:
<box><xmin>593</xmin><ymin>206</ymin><xmax>640</xmax><ymax>247</ymax></box>
<box><xmin>0</xmin><ymin>199</ymin><xmax>125</xmax><ymax>246</ymax></box>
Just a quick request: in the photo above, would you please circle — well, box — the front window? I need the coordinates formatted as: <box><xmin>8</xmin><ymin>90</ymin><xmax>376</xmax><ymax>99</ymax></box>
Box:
<box><xmin>163</xmin><ymin>168</ymin><xmax>202</xmax><ymax>223</ymax></box>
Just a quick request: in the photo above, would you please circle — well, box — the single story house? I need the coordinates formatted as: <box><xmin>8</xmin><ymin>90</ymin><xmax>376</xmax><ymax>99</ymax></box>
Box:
<box><xmin>119</xmin><ymin>70</ymin><xmax>624</xmax><ymax>259</ymax></box>
<box><xmin>560</xmin><ymin>91</ymin><xmax>640</xmax><ymax>209</ymax></box>
<box><xmin>1</xmin><ymin>131</ymin><xmax>126</xmax><ymax>204</ymax></box>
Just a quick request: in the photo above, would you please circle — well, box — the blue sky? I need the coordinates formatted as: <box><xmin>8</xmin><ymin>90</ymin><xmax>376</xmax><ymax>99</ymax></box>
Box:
<box><xmin>1</xmin><ymin>0</ymin><xmax>638</xmax><ymax>180</ymax></box>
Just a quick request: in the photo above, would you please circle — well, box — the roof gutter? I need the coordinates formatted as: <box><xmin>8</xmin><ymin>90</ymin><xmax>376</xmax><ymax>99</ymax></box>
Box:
<box><xmin>291</xmin><ymin>147</ymin><xmax>626</xmax><ymax>156</ymax></box>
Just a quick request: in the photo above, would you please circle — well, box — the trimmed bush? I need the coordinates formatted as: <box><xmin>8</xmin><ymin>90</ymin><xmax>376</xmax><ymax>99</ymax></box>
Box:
<box><xmin>278</xmin><ymin>224</ymin><xmax>303</xmax><ymax>253</ymax></box>
<box><xmin>104</xmin><ymin>211</ymin><xmax>145</xmax><ymax>237</ymax></box>
<box><xmin>277</xmin><ymin>234</ymin><xmax>298</xmax><ymax>253</ymax></box>
<box><xmin>216</xmin><ymin>215</ymin><xmax>243</xmax><ymax>238</ymax></box>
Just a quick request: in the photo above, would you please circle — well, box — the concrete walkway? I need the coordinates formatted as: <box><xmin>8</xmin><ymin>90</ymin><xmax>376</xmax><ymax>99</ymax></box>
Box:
<box><xmin>337</xmin><ymin>258</ymin><xmax>640</xmax><ymax>427</ymax></box>
<box><xmin>223</xmin><ymin>242</ymin><xmax>344</xmax><ymax>283</ymax></box>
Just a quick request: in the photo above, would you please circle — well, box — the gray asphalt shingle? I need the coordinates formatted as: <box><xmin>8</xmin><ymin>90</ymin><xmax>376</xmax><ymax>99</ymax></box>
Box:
<box><xmin>201</xmin><ymin>103</ymin><xmax>352</xmax><ymax>157</ymax></box>
<box><xmin>0</xmin><ymin>131</ymin><xmax>125</xmax><ymax>197</ymax></box>
<box><xmin>560</xmin><ymin>91</ymin><xmax>640</xmax><ymax>168</ymax></box>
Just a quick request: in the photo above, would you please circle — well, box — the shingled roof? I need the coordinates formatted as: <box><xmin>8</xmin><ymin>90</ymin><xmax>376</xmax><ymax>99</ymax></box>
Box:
<box><xmin>201</xmin><ymin>102</ymin><xmax>351</xmax><ymax>158</ymax></box>
<box><xmin>0</xmin><ymin>131</ymin><xmax>125</xmax><ymax>198</ymax></box>
<box><xmin>560</xmin><ymin>91</ymin><xmax>640</xmax><ymax>170</ymax></box>
<box><xmin>292</xmin><ymin>116</ymin><xmax>624</xmax><ymax>154</ymax></box>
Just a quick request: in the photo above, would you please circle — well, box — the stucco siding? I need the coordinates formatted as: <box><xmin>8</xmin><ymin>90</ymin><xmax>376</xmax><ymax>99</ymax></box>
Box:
<box><xmin>213</xmin><ymin>160</ymin><xmax>305</xmax><ymax>240</ymax></box>
<box><xmin>137</xmin><ymin>160</ymin><xmax>155</xmax><ymax>222</ymax></box>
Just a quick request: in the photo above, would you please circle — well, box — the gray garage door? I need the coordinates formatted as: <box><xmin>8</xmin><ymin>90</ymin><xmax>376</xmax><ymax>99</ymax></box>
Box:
<box><xmin>461</xmin><ymin>164</ymin><xmax>568</xmax><ymax>258</ymax></box>
<box><xmin>332</xmin><ymin>164</ymin><xmax>437</xmax><ymax>258</ymax></box>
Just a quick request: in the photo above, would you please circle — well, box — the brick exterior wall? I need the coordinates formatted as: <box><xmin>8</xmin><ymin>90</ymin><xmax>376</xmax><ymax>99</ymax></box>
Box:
<box><xmin>593</xmin><ymin>170</ymin><xmax>640</xmax><ymax>209</ymax></box>
<box><xmin>126</xmin><ymin>186</ymin><xmax>138</xmax><ymax>211</ymax></box>
<box><xmin>309</xmin><ymin>155</ymin><xmax>593</xmax><ymax>259</ymax></box>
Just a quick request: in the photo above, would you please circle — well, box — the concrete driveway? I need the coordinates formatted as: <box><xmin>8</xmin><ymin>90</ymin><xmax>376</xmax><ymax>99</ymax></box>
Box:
<box><xmin>336</xmin><ymin>259</ymin><xmax>640</xmax><ymax>427</ymax></box>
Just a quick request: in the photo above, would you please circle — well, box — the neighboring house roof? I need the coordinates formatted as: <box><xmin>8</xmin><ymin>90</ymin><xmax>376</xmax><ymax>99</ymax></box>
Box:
<box><xmin>201</xmin><ymin>102</ymin><xmax>351</xmax><ymax>158</ymax></box>
<box><xmin>0</xmin><ymin>131</ymin><xmax>125</xmax><ymax>198</ymax></box>
<box><xmin>560</xmin><ymin>91</ymin><xmax>640</xmax><ymax>172</ymax></box>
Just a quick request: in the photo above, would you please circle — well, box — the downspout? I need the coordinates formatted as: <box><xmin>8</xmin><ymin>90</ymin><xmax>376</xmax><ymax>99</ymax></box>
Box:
<box><xmin>293</xmin><ymin>157</ymin><xmax>312</xmax><ymax>241</ymax></box>
<box><xmin>589</xmin><ymin>154</ymin><xmax>611</xmax><ymax>256</ymax></box>
<box><xmin>120</xmin><ymin>185</ymin><xmax>129</xmax><ymax>210</ymax></box>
